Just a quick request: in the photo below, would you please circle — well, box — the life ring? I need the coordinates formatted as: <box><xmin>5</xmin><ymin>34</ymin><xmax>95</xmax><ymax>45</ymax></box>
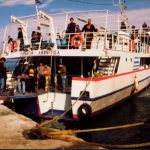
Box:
<box><xmin>71</xmin><ymin>34</ymin><xmax>84</xmax><ymax>47</ymax></box>
<box><xmin>77</xmin><ymin>103</ymin><xmax>92</xmax><ymax>119</ymax></box>
<box><xmin>134</xmin><ymin>76</ymin><xmax>139</xmax><ymax>91</ymax></box>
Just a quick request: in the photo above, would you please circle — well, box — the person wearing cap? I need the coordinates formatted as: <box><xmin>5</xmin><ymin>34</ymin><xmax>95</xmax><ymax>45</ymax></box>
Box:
<box><xmin>58</xmin><ymin>64</ymin><xmax>67</xmax><ymax>92</ymax></box>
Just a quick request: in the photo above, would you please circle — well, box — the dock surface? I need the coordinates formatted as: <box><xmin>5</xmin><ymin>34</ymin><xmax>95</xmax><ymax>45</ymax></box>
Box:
<box><xmin>0</xmin><ymin>104</ymin><xmax>104</xmax><ymax>149</ymax></box>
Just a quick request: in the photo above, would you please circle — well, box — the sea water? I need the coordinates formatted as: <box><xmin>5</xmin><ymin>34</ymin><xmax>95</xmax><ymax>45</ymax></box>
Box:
<box><xmin>77</xmin><ymin>87</ymin><xmax>150</xmax><ymax>145</ymax></box>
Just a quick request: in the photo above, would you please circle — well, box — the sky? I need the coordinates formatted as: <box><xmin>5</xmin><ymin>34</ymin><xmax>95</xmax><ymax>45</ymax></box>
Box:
<box><xmin>0</xmin><ymin>0</ymin><xmax>150</xmax><ymax>48</ymax></box>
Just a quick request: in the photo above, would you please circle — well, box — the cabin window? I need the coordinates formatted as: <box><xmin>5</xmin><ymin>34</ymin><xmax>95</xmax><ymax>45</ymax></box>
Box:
<box><xmin>80</xmin><ymin>91</ymin><xmax>90</xmax><ymax>98</ymax></box>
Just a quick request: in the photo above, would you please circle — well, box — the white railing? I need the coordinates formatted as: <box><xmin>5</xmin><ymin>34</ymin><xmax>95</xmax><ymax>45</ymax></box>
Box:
<box><xmin>2</xmin><ymin>29</ymin><xmax>150</xmax><ymax>55</ymax></box>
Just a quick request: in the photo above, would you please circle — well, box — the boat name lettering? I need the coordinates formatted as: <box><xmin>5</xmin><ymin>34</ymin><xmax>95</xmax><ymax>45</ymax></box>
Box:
<box><xmin>20</xmin><ymin>51</ymin><xmax>33</xmax><ymax>56</ymax></box>
<box><xmin>20</xmin><ymin>50</ymin><xmax>59</xmax><ymax>56</ymax></box>
<box><xmin>39</xmin><ymin>50</ymin><xmax>52</xmax><ymax>55</ymax></box>
<box><xmin>39</xmin><ymin>50</ymin><xmax>59</xmax><ymax>55</ymax></box>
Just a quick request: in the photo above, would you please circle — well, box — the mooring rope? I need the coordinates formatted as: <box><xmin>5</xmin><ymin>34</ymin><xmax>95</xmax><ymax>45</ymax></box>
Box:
<box><xmin>45</xmin><ymin>121</ymin><xmax>150</xmax><ymax>149</ymax></box>
<box><xmin>98</xmin><ymin>141</ymin><xmax>150</xmax><ymax>148</ymax></box>
<box><xmin>46</xmin><ymin>122</ymin><xmax>144</xmax><ymax>136</ymax></box>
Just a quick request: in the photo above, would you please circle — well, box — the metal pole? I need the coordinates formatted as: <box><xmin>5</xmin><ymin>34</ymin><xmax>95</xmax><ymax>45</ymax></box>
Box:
<box><xmin>2</xmin><ymin>26</ymin><xmax>8</xmax><ymax>54</ymax></box>
<box><xmin>65</xmin><ymin>13</ymin><xmax>68</xmax><ymax>31</ymax></box>
<box><xmin>81</xmin><ymin>57</ymin><xmax>83</xmax><ymax>78</ymax></box>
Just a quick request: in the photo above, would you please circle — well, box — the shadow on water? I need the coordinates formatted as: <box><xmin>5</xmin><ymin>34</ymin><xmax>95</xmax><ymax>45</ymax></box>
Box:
<box><xmin>76</xmin><ymin>87</ymin><xmax>150</xmax><ymax>146</ymax></box>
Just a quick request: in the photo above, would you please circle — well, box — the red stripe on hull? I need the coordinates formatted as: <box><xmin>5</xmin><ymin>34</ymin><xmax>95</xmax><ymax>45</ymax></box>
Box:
<box><xmin>73</xmin><ymin>114</ymin><xmax>79</xmax><ymax>119</ymax></box>
<box><xmin>72</xmin><ymin>68</ymin><xmax>150</xmax><ymax>82</ymax></box>
<box><xmin>0</xmin><ymin>97</ymin><xmax>8</xmax><ymax>101</ymax></box>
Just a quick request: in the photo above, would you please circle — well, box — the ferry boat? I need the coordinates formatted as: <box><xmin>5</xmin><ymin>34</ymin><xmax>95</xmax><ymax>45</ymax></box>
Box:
<box><xmin>0</xmin><ymin>1</ymin><xmax>150</xmax><ymax>121</ymax></box>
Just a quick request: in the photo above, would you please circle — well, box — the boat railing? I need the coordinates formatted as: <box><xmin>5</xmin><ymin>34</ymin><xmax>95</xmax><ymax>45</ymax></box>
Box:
<box><xmin>2</xmin><ymin>29</ymin><xmax>150</xmax><ymax>55</ymax></box>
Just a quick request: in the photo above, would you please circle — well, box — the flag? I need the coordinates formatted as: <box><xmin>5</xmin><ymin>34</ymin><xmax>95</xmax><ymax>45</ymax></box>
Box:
<box><xmin>35</xmin><ymin>0</ymin><xmax>42</xmax><ymax>4</ymax></box>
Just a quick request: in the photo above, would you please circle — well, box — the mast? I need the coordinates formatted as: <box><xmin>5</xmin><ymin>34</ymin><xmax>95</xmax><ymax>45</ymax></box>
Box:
<box><xmin>113</xmin><ymin>0</ymin><xmax>126</xmax><ymax>15</ymax></box>
<box><xmin>113</xmin><ymin>0</ymin><xmax>129</xmax><ymax>30</ymax></box>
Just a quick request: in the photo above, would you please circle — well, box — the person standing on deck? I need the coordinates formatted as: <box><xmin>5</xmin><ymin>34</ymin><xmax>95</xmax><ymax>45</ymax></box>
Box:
<box><xmin>81</xmin><ymin>19</ymin><xmax>97</xmax><ymax>49</ymax></box>
<box><xmin>0</xmin><ymin>57</ymin><xmax>7</xmax><ymax>91</ymax></box>
<box><xmin>28</xmin><ymin>63</ymin><xmax>37</xmax><ymax>93</ymax></box>
<box><xmin>37</xmin><ymin>62</ymin><xmax>45</xmax><ymax>90</ymax></box>
<box><xmin>75</xmin><ymin>24</ymin><xmax>81</xmax><ymax>33</ymax></box>
<box><xmin>0</xmin><ymin>58</ymin><xmax>7</xmax><ymax>95</ymax></box>
<box><xmin>36</xmin><ymin>26</ymin><xmax>42</xmax><ymax>43</ymax></box>
<box><xmin>13</xmin><ymin>60</ymin><xmax>24</xmax><ymax>94</ymax></box>
<box><xmin>58</xmin><ymin>64</ymin><xmax>67</xmax><ymax>93</ymax></box>
<box><xmin>43</xmin><ymin>65</ymin><xmax>51</xmax><ymax>92</ymax></box>
<box><xmin>66</xmin><ymin>17</ymin><xmax>76</xmax><ymax>34</ymax></box>
<box><xmin>20</xmin><ymin>62</ymin><xmax>29</xmax><ymax>94</ymax></box>
<box><xmin>17</xmin><ymin>27</ymin><xmax>24</xmax><ymax>50</ymax></box>
<box><xmin>66</xmin><ymin>17</ymin><xmax>76</xmax><ymax>48</ymax></box>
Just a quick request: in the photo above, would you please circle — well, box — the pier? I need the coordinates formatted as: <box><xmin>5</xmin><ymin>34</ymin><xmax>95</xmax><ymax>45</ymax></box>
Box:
<box><xmin>0</xmin><ymin>104</ymin><xmax>103</xmax><ymax>149</ymax></box>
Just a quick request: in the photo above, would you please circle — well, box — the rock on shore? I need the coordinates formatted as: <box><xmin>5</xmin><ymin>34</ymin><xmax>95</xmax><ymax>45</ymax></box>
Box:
<box><xmin>0</xmin><ymin>105</ymin><xmax>104</xmax><ymax>149</ymax></box>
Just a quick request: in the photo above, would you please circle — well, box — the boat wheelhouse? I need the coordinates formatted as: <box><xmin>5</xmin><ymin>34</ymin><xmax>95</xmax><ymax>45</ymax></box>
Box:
<box><xmin>1</xmin><ymin>6</ymin><xmax>150</xmax><ymax>121</ymax></box>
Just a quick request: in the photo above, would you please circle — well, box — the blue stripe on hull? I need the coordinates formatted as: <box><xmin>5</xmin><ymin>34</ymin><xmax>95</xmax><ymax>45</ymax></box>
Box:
<box><xmin>91</xmin><ymin>83</ymin><xmax>150</xmax><ymax>118</ymax></box>
<box><xmin>71</xmin><ymin>76</ymin><xmax>150</xmax><ymax>101</ymax></box>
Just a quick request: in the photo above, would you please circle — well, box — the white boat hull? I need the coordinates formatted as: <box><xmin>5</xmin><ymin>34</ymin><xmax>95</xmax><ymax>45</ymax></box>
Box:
<box><xmin>71</xmin><ymin>68</ymin><xmax>150</xmax><ymax>119</ymax></box>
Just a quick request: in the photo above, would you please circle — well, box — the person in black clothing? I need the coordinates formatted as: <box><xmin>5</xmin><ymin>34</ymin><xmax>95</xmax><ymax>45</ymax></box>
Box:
<box><xmin>0</xmin><ymin>58</ymin><xmax>7</xmax><ymax>94</ymax></box>
<box><xmin>142</xmin><ymin>22</ymin><xmax>148</xmax><ymax>32</ymax></box>
<box><xmin>31</xmin><ymin>31</ymin><xmax>37</xmax><ymax>49</ymax></box>
<box><xmin>13</xmin><ymin>60</ymin><xmax>24</xmax><ymax>94</ymax></box>
<box><xmin>66</xmin><ymin>17</ymin><xmax>76</xmax><ymax>34</ymax></box>
<box><xmin>82</xmin><ymin>19</ymin><xmax>98</xmax><ymax>49</ymax></box>
<box><xmin>120</xmin><ymin>21</ymin><xmax>126</xmax><ymax>31</ymax></box>
<box><xmin>66</xmin><ymin>17</ymin><xmax>76</xmax><ymax>48</ymax></box>
<box><xmin>8</xmin><ymin>36</ymin><xmax>13</xmax><ymax>44</ymax></box>
<box><xmin>18</xmin><ymin>27</ymin><xmax>24</xmax><ymax>50</ymax></box>
<box><xmin>36</xmin><ymin>26</ymin><xmax>42</xmax><ymax>43</ymax></box>
<box><xmin>0</xmin><ymin>57</ymin><xmax>7</xmax><ymax>92</ymax></box>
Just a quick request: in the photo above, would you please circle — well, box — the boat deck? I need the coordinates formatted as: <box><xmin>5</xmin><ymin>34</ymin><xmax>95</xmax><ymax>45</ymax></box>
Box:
<box><xmin>0</xmin><ymin>86</ymin><xmax>71</xmax><ymax>100</ymax></box>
